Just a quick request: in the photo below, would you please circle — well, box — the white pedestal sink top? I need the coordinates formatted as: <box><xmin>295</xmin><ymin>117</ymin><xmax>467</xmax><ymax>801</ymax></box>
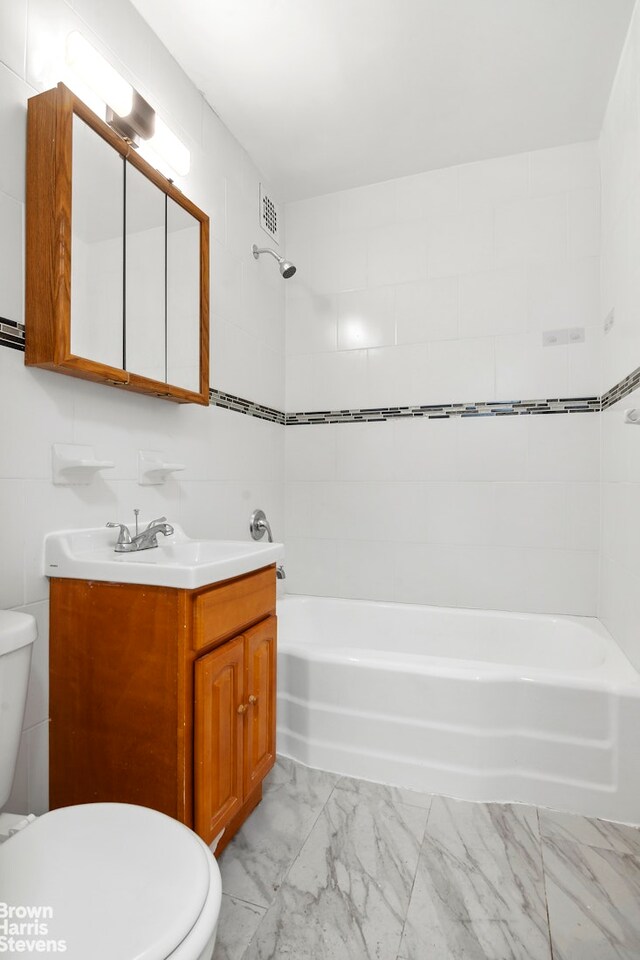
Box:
<box><xmin>44</xmin><ymin>525</ymin><xmax>284</xmax><ymax>589</ymax></box>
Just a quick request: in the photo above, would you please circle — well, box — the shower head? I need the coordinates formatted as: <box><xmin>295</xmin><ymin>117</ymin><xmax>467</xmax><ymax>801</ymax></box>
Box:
<box><xmin>252</xmin><ymin>243</ymin><xmax>297</xmax><ymax>279</ymax></box>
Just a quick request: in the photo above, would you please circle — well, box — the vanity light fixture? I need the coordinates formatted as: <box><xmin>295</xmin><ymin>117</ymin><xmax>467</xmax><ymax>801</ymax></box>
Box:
<box><xmin>65</xmin><ymin>31</ymin><xmax>190</xmax><ymax>177</ymax></box>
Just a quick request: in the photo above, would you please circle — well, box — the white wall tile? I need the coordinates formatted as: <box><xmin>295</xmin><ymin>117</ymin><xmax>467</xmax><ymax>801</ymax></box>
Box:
<box><xmin>0</xmin><ymin>354</ymin><xmax>75</xmax><ymax>480</ymax></box>
<box><xmin>427</xmin><ymin>208</ymin><xmax>493</xmax><ymax>277</ymax></box>
<box><xmin>459</xmin><ymin>266</ymin><xmax>528</xmax><ymax>338</ymax></box>
<box><xmin>285</xmin><ymin>425</ymin><xmax>336</xmax><ymax>482</ymax></box>
<box><xmin>287</xmin><ymin>193</ymin><xmax>339</xmax><ymax>241</ymax></box>
<box><xmin>365</xmin><ymin>342</ymin><xmax>430</xmax><ymax>407</ymax></box>
<box><xmin>426</xmin><ymin>482</ymin><xmax>496</xmax><ymax>546</ymax></box>
<box><xmin>284</xmin><ymin>538</ymin><xmax>341</xmax><ymax>596</ymax></box>
<box><xmin>567</xmin><ymin>482</ymin><xmax>600</xmax><ymax>551</ymax></box>
<box><xmin>211</xmin><ymin>241</ymin><xmax>244</xmax><ymax>326</ymax></box>
<box><xmin>286</xmin><ymin>286</ymin><xmax>337</xmax><ymax>356</ymax></box>
<box><xmin>5</xmin><ymin>730</ymin><xmax>28</xmax><ymax>814</ymax></box>
<box><xmin>458</xmin><ymin>153</ymin><xmax>529</xmax><ymax>209</ymax></box>
<box><xmin>18</xmin><ymin>600</ymin><xmax>49</xmax><ymax>729</ymax></box>
<box><xmin>286</xmin><ymin>354</ymin><xmax>316</xmax><ymax>410</ymax></box>
<box><xmin>335</xmin><ymin>421</ymin><xmax>395</xmax><ymax>481</ymax></box>
<box><xmin>367</xmin><ymin>221</ymin><xmax>428</xmax><ymax>286</ymax></box>
<box><xmin>457</xmin><ymin>416</ymin><xmax>528</xmax><ymax>482</ymax></box>
<box><xmin>0</xmin><ymin>66</ymin><xmax>31</xmax><ymax>204</ymax></box>
<box><xmin>392</xmin><ymin>542</ymin><xmax>461</xmax><ymax>607</ymax></box>
<box><xmin>527</xmin><ymin>414</ymin><xmax>600</xmax><ymax>482</ymax></box>
<box><xmin>494</xmin><ymin>195</ymin><xmax>567</xmax><ymax>266</ymax></box>
<box><xmin>337</xmin><ymin>540</ymin><xmax>391</xmax><ymax>601</ymax></box>
<box><xmin>491</xmin><ymin>483</ymin><xmax>569</xmax><ymax>549</ymax></box>
<box><xmin>338</xmin><ymin>180</ymin><xmax>397</xmax><ymax>233</ymax></box>
<box><xmin>337</xmin><ymin>287</ymin><xmax>395</xmax><ymax>350</ymax></box>
<box><xmin>0</xmin><ymin>0</ymin><xmax>26</xmax><ymax>77</ymax></box>
<box><xmin>567</xmin><ymin>329</ymin><xmax>602</xmax><ymax>397</ymax></box>
<box><xmin>568</xmin><ymin>189</ymin><xmax>601</xmax><ymax>259</ymax></box>
<box><xmin>528</xmin><ymin>258</ymin><xmax>600</xmax><ymax>331</ymax></box>
<box><xmin>335</xmin><ymin>231</ymin><xmax>368</xmax><ymax>291</ymax></box>
<box><xmin>426</xmin><ymin>338</ymin><xmax>495</xmax><ymax>404</ymax></box>
<box><xmin>395</xmin><ymin>277</ymin><xmax>458</xmax><ymax>344</ymax></box>
<box><xmin>524</xmin><ymin>548</ymin><xmax>598</xmax><ymax>616</ymax></box>
<box><xmin>530</xmin><ymin>142</ymin><xmax>600</xmax><ymax>198</ymax></box>
<box><xmin>0</xmin><ymin>480</ymin><xmax>25</xmax><ymax>607</ymax></box>
<box><xmin>313</xmin><ymin>349</ymin><xmax>368</xmax><ymax>409</ymax></box>
<box><xmin>391</xmin><ymin>416</ymin><xmax>459</xmax><ymax>481</ymax></box>
<box><xmin>495</xmin><ymin>333</ymin><xmax>569</xmax><ymax>399</ymax></box>
<box><xmin>25</xmin><ymin>721</ymin><xmax>49</xmax><ymax>815</ymax></box>
<box><xmin>0</xmin><ymin>191</ymin><xmax>23</xmax><ymax>322</ymax></box>
<box><xmin>395</xmin><ymin>166</ymin><xmax>458</xmax><ymax>222</ymax></box>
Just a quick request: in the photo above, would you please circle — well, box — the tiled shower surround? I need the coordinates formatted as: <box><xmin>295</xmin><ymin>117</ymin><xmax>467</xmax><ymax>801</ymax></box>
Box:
<box><xmin>282</xmin><ymin>140</ymin><xmax>605</xmax><ymax>618</ymax></box>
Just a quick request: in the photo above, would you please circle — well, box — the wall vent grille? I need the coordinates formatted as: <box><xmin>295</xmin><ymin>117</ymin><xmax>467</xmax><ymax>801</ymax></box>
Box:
<box><xmin>259</xmin><ymin>184</ymin><xmax>280</xmax><ymax>244</ymax></box>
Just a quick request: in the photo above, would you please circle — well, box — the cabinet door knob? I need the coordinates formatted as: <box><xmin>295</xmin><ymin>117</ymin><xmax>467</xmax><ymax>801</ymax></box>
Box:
<box><xmin>237</xmin><ymin>703</ymin><xmax>248</xmax><ymax>714</ymax></box>
<box><xmin>248</xmin><ymin>695</ymin><xmax>258</xmax><ymax>705</ymax></box>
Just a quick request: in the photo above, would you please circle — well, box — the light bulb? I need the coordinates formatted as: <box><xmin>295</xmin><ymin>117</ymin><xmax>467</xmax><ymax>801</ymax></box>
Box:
<box><xmin>146</xmin><ymin>117</ymin><xmax>190</xmax><ymax>177</ymax></box>
<box><xmin>66</xmin><ymin>31</ymin><xmax>133</xmax><ymax>118</ymax></box>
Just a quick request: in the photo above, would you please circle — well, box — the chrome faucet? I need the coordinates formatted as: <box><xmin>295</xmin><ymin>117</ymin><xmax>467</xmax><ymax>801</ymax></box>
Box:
<box><xmin>106</xmin><ymin>516</ymin><xmax>174</xmax><ymax>552</ymax></box>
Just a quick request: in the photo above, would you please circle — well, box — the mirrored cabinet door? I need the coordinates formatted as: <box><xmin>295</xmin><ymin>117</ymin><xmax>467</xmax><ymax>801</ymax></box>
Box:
<box><xmin>26</xmin><ymin>83</ymin><xmax>210</xmax><ymax>406</ymax></box>
<box><xmin>125</xmin><ymin>161</ymin><xmax>166</xmax><ymax>382</ymax></box>
<box><xmin>70</xmin><ymin>115</ymin><xmax>124</xmax><ymax>369</ymax></box>
<box><xmin>167</xmin><ymin>197</ymin><xmax>201</xmax><ymax>393</ymax></box>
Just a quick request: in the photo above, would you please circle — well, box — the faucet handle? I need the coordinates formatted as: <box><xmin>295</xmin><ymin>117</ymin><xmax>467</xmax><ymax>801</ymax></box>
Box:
<box><xmin>106</xmin><ymin>522</ymin><xmax>132</xmax><ymax>545</ymax></box>
<box><xmin>145</xmin><ymin>516</ymin><xmax>167</xmax><ymax>530</ymax></box>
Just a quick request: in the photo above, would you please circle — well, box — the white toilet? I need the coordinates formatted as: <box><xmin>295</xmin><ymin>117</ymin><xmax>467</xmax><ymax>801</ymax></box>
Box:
<box><xmin>0</xmin><ymin>610</ymin><xmax>222</xmax><ymax>960</ymax></box>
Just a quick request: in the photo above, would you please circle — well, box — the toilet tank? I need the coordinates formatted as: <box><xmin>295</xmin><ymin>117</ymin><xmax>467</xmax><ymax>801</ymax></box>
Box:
<box><xmin>0</xmin><ymin>611</ymin><xmax>36</xmax><ymax>809</ymax></box>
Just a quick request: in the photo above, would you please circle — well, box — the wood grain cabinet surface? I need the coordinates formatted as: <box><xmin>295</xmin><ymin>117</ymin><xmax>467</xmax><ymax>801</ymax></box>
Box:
<box><xmin>49</xmin><ymin>566</ymin><xmax>277</xmax><ymax>853</ymax></box>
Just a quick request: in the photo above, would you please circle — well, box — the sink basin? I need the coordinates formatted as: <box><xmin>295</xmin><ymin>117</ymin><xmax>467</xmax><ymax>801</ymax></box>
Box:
<box><xmin>45</xmin><ymin>525</ymin><xmax>284</xmax><ymax>589</ymax></box>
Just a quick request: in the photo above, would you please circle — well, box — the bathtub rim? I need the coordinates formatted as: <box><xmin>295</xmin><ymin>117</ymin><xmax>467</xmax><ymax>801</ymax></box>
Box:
<box><xmin>277</xmin><ymin>593</ymin><xmax>640</xmax><ymax>693</ymax></box>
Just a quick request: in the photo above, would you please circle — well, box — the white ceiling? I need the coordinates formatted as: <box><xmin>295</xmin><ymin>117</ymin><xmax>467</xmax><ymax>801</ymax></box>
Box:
<box><xmin>130</xmin><ymin>0</ymin><xmax>635</xmax><ymax>202</ymax></box>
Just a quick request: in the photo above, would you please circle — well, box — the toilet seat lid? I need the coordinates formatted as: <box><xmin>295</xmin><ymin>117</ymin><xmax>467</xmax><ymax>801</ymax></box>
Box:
<box><xmin>0</xmin><ymin>803</ymin><xmax>212</xmax><ymax>960</ymax></box>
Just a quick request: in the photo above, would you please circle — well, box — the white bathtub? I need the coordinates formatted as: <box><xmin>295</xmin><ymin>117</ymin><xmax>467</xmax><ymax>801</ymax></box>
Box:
<box><xmin>276</xmin><ymin>596</ymin><xmax>640</xmax><ymax>823</ymax></box>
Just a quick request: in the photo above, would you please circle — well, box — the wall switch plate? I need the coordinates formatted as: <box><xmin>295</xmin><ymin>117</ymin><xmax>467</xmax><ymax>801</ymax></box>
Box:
<box><xmin>543</xmin><ymin>329</ymin><xmax>569</xmax><ymax>347</ymax></box>
<box><xmin>604</xmin><ymin>309</ymin><xmax>615</xmax><ymax>334</ymax></box>
<box><xmin>568</xmin><ymin>327</ymin><xmax>585</xmax><ymax>343</ymax></box>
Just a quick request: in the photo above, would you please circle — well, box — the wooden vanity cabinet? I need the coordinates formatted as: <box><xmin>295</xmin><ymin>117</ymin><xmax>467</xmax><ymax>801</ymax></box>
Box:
<box><xmin>49</xmin><ymin>566</ymin><xmax>276</xmax><ymax>854</ymax></box>
<box><xmin>194</xmin><ymin>616</ymin><xmax>276</xmax><ymax>843</ymax></box>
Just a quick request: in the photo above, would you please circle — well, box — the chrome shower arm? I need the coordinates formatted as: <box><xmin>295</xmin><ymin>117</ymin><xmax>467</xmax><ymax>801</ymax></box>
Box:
<box><xmin>252</xmin><ymin>245</ymin><xmax>280</xmax><ymax>263</ymax></box>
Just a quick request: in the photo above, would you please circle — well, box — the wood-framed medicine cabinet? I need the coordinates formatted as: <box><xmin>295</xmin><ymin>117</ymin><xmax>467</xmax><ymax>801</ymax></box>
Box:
<box><xmin>25</xmin><ymin>83</ymin><xmax>210</xmax><ymax>406</ymax></box>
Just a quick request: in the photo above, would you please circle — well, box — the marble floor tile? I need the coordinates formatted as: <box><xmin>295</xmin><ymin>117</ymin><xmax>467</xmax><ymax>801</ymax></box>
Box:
<box><xmin>399</xmin><ymin>798</ymin><xmax>551</xmax><ymax>960</ymax></box>
<box><xmin>242</xmin><ymin>785</ymin><xmax>428</xmax><ymax>960</ymax></box>
<box><xmin>543</xmin><ymin>836</ymin><xmax>640</xmax><ymax>960</ymax></box>
<box><xmin>213</xmin><ymin>895</ymin><xmax>266</xmax><ymax>960</ymax></box>
<box><xmin>218</xmin><ymin>757</ymin><xmax>339</xmax><ymax>908</ymax></box>
<box><xmin>335</xmin><ymin>774</ymin><xmax>433</xmax><ymax>811</ymax></box>
<box><xmin>539</xmin><ymin>808</ymin><xmax>640</xmax><ymax>856</ymax></box>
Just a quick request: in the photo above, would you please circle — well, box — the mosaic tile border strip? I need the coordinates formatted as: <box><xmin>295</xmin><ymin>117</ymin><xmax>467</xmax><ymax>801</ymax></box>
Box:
<box><xmin>0</xmin><ymin>318</ymin><xmax>25</xmax><ymax>352</ymax></box>
<box><xmin>601</xmin><ymin>364</ymin><xmax>640</xmax><ymax>410</ymax></box>
<box><xmin>285</xmin><ymin>397</ymin><xmax>601</xmax><ymax>425</ymax></box>
<box><xmin>209</xmin><ymin>388</ymin><xmax>285</xmax><ymax>424</ymax></box>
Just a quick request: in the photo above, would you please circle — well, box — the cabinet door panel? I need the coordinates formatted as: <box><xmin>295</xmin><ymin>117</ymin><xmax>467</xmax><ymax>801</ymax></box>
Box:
<box><xmin>70</xmin><ymin>114</ymin><xmax>124</xmax><ymax>368</ymax></box>
<box><xmin>194</xmin><ymin>635</ymin><xmax>244</xmax><ymax>843</ymax></box>
<box><xmin>244</xmin><ymin>616</ymin><xmax>277</xmax><ymax>795</ymax></box>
